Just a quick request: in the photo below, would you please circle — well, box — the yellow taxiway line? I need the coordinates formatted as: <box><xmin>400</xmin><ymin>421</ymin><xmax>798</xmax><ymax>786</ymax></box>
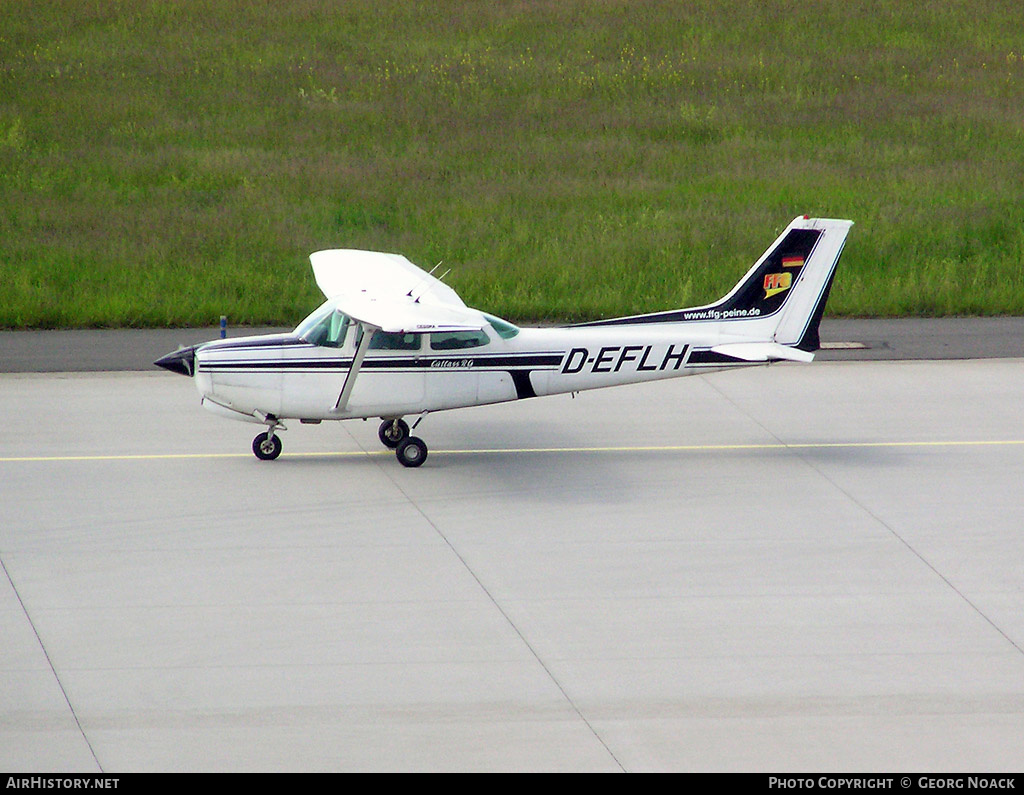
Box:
<box><xmin>2</xmin><ymin>439</ymin><xmax>1024</xmax><ymax>464</ymax></box>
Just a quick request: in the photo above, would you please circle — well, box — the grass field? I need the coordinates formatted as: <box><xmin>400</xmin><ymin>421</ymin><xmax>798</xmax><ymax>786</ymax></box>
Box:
<box><xmin>2</xmin><ymin>0</ymin><xmax>1023</xmax><ymax>328</ymax></box>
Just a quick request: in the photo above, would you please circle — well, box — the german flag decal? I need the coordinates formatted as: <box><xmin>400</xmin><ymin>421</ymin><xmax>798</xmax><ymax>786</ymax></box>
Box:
<box><xmin>782</xmin><ymin>256</ymin><xmax>804</xmax><ymax>268</ymax></box>
<box><xmin>763</xmin><ymin>272</ymin><xmax>792</xmax><ymax>299</ymax></box>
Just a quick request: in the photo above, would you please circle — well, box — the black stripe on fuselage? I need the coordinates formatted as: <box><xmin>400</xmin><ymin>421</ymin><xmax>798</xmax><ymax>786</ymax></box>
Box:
<box><xmin>198</xmin><ymin>352</ymin><xmax>565</xmax><ymax>372</ymax></box>
<box><xmin>200</xmin><ymin>336</ymin><xmax>310</xmax><ymax>352</ymax></box>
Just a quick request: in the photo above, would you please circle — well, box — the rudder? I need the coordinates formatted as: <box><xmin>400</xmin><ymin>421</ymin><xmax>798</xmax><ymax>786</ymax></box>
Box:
<box><xmin>771</xmin><ymin>217</ymin><xmax>853</xmax><ymax>351</ymax></box>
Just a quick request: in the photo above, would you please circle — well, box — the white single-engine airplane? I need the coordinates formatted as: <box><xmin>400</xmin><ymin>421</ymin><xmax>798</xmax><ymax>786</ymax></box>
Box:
<box><xmin>156</xmin><ymin>216</ymin><xmax>852</xmax><ymax>466</ymax></box>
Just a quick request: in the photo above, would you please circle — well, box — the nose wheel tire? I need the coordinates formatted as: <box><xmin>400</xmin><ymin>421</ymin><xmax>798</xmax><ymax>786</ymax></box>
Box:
<box><xmin>396</xmin><ymin>436</ymin><xmax>427</xmax><ymax>467</ymax></box>
<box><xmin>252</xmin><ymin>432</ymin><xmax>282</xmax><ymax>461</ymax></box>
<box><xmin>378</xmin><ymin>418</ymin><xmax>410</xmax><ymax>449</ymax></box>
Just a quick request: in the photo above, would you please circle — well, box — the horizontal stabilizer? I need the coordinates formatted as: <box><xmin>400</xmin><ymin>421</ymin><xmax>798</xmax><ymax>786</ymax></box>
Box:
<box><xmin>710</xmin><ymin>342</ymin><xmax>815</xmax><ymax>363</ymax></box>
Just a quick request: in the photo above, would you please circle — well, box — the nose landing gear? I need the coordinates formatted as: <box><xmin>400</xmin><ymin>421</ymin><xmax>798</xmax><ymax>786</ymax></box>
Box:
<box><xmin>252</xmin><ymin>431</ymin><xmax>282</xmax><ymax>461</ymax></box>
<box><xmin>252</xmin><ymin>414</ymin><xmax>286</xmax><ymax>461</ymax></box>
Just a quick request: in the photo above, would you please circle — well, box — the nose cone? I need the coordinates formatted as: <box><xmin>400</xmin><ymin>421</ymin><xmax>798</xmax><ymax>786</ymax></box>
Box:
<box><xmin>154</xmin><ymin>345</ymin><xmax>197</xmax><ymax>376</ymax></box>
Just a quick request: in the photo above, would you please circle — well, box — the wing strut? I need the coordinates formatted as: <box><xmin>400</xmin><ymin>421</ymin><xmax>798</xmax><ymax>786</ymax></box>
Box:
<box><xmin>334</xmin><ymin>322</ymin><xmax>375</xmax><ymax>412</ymax></box>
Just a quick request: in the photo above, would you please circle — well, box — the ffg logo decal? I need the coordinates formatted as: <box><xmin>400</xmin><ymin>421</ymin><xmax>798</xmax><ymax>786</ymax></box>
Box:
<box><xmin>763</xmin><ymin>272</ymin><xmax>792</xmax><ymax>299</ymax></box>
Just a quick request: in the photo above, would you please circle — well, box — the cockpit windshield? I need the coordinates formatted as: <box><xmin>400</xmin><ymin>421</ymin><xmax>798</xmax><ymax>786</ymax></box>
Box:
<box><xmin>295</xmin><ymin>301</ymin><xmax>351</xmax><ymax>348</ymax></box>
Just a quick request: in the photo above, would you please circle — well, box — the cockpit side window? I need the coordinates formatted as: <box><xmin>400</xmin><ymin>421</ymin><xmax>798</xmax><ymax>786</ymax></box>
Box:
<box><xmin>484</xmin><ymin>313</ymin><xmax>520</xmax><ymax>340</ymax></box>
<box><xmin>430</xmin><ymin>329</ymin><xmax>490</xmax><ymax>350</ymax></box>
<box><xmin>368</xmin><ymin>330</ymin><xmax>422</xmax><ymax>351</ymax></box>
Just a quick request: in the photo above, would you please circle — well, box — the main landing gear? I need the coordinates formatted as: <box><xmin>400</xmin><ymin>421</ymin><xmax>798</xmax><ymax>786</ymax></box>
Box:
<box><xmin>377</xmin><ymin>418</ymin><xmax>410</xmax><ymax>448</ymax></box>
<box><xmin>378</xmin><ymin>418</ymin><xmax>428</xmax><ymax>468</ymax></box>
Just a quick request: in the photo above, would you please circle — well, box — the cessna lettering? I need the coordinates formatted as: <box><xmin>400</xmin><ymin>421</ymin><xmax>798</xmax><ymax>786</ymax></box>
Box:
<box><xmin>430</xmin><ymin>358</ymin><xmax>475</xmax><ymax>369</ymax></box>
<box><xmin>156</xmin><ymin>216</ymin><xmax>853</xmax><ymax>467</ymax></box>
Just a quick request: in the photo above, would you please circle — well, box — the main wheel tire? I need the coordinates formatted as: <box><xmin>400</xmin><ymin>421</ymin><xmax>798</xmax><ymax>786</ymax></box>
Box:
<box><xmin>252</xmin><ymin>431</ymin><xmax>282</xmax><ymax>461</ymax></box>
<box><xmin>378</xmin><ymin>418</ymin><xmax>410</xmax><ymax>449</ymax></box>
<box><xmin>396</xmin><ymin>436</ymin><xmax>427</xmax><ymax>468</ymax></box>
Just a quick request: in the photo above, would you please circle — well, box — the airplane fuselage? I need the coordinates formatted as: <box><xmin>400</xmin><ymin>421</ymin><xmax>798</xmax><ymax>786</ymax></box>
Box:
<box><xmin>193</xmin><ymin>321</ymin><xmax>745</xmax><ymax>424</ymax></box>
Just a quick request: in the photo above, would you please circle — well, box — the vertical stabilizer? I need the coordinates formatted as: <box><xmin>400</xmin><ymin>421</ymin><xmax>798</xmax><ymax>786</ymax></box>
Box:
<box><xmin>573</xmin><ymin>216</ymin><xmax>852</xmax><ymax>344</ymax></box>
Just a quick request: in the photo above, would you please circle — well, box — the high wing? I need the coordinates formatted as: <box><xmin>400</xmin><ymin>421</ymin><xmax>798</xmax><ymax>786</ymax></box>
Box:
<box><xmin>310</xmin><ymin>249</ymin><xmax>486</xmax><ymax>333</ymax></box>
<box><xmin>310</xmin><ymin>249</ymin><xmax>488</xmax><ymax>414</ymax></box>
